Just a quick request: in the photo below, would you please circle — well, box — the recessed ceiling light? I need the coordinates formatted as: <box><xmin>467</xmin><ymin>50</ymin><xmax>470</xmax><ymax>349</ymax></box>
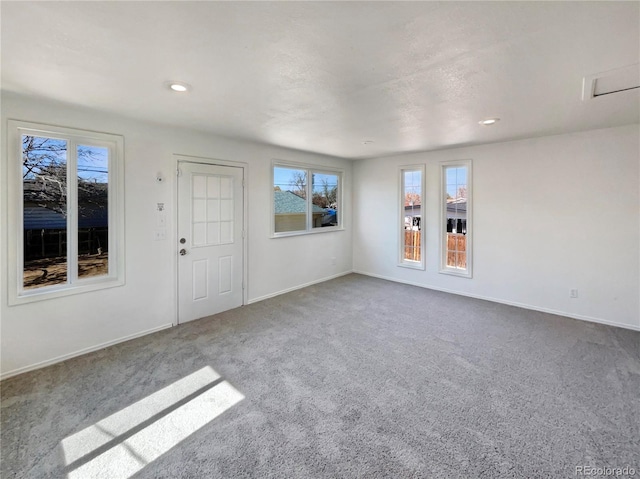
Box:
<box><xmin>478</xmin><ymin>118</ymin><xmax>500</xmax><ymax>125</ymax></box>
<box><xmin>167</xmin><ymin>82</ymin><xmax>190</xmax><ymax>92</ymax></box>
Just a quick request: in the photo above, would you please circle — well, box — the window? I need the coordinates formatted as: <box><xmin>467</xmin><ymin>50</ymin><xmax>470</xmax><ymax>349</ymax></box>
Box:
<box><xmin>8</xmin><ymin>121</ymin><xmax>124</xmax><ymax>303</ymax></box>
<box><xmin>441</xmin><ymin>160</ymin><xmax>472</xmax><ymax>277</ymax></box>
<box><xmin>272</xmin><ymin>162</ymin><xmax>342</xmax><ymax>236</ymax></box>
<box><xmin>399</xmin><ymin>166</ymin><xmax>425</xmax><ymax>269</ymax></box>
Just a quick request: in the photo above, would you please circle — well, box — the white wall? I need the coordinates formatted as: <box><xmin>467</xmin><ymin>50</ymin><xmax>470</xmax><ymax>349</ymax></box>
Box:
<box><xmin>2</xmin><ymin>91</ymin><xmax>638</xmax><ymax>378</ymax></box>
<box><xmin>353</xmin><ymin>125</ymin><xmax>640</xmax><ymax>330</ymax></box>
<box><xmin>0</xmin><ymin>92</ymin><xmax>353</xmax><ymax>377</ymax></box>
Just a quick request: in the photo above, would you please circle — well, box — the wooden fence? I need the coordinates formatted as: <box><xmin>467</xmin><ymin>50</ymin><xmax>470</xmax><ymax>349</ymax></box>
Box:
<box><xmin>404</xmin><ymin>232</ymin><xmax>467</xmax><ymax>266</ymax></box>
<box><xmin>404</xmin><ymin>230</ymin><xmax>421</xmax><ymax>261</ymax></box>
<box><xmin>446</xmin><ymin>233</ymin><xmax>467</xmax><ymax>268</ymax></box>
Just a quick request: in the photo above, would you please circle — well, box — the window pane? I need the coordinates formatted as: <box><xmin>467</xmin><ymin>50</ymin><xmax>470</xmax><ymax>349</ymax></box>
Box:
<box><xmin>456</xmin><ymin>252</ymin><xmax>467</xmax><ymax>269</ymax></box>
<box><xmin>312</xmin><ymin>172</ymin><xmax>339</xmax><ymax>229</ymax></box>
<box><xmin>11</xmin><ymin>121</ymin><xmax>124</xmax><ymax>303</ymax></box>
<box><xmin>22</xmin><ymin>135</ymin><xmax>68</xmax><ymax>289</ymax></box>
<box><xmin>445</xmin><ymin>166</ymin><xmax>468</xmax><ymax>270</ymax></box>
<box><xmin>274</xmin><ymin>166</ymin><xmax>307</xmax><ymax>233</ymax></box>
<box><xmin>402</xmin><ymin>169</ymin><xmax>422</xmax><ymax>263</ymax></box>
<box><xmin>77</xmin><ymin>145</ymin><xmax>109</xmax><ymax>279</ymax></box>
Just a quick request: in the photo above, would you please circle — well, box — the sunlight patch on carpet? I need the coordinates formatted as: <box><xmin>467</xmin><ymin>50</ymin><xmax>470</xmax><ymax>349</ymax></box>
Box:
<box><xmin>61</xmin><ymin>366</ymin><xmax>244</xmax><ymax>479</ymax></box>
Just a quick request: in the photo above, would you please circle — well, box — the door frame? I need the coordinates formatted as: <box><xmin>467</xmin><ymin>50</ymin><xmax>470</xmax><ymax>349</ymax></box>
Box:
<box><xmin>173</xmin><ymin>154</ymin><xmax>249</xmax><ymax>325</ymax></box>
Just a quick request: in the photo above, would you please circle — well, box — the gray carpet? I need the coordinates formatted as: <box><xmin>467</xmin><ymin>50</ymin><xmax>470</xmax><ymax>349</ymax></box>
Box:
<box><xmin>2</xmin><ymin>274</ymin><xmax>639</xmax><ymax>478</ymax></box>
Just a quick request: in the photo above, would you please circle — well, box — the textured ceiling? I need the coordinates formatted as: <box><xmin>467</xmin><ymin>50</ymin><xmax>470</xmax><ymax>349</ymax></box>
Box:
<box><xmin>2</xmin><ymin>1</ymin><xmax>639</xmax><ymax>159</ymax></box>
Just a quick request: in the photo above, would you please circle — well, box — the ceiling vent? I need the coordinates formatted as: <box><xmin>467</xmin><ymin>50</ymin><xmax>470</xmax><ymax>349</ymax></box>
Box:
<box><xmin>582</xmin><ymin>64</ymin><xmax>640</xmax><ymax>101</ymax></box>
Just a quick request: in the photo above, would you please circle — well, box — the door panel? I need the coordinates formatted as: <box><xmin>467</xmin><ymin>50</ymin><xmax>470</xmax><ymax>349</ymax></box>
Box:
<box><xmin>218</xmin><ymin>256</ymin><xmax>232</xmax><ymax>294</ymax></box>
<box><xmin>192</xmin><ymin>260</ymin><xmax>208</xmax><ymax>300</ymax></box>
<box><xmin>178</xmin><ymin>162</ymin><xmax>243</xmax><ymax>323</ymax></box>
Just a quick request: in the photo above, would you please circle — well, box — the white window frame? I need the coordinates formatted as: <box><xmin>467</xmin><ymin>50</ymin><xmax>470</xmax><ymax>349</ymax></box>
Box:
<box><xmin>398</xmin><ymin>165</ymin><xmax>425</xmax><ymax>270</ymax></box>
<box><xmin>7</xmin><ymin>120</ymin><xmax>125</xmax><ymax>304</ymax></box>
<box><xmin>271</xmin><ymin>160</ymin><xmax>344</xmax><ymax>238</ymax></box>
<box><xmin>440</xmin><ymin>159</ymin><xmax>472</xmax><ymax>278</ymax></box>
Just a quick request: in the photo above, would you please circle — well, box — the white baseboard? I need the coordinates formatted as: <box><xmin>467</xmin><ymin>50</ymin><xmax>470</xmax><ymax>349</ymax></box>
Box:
<box><xmin>248</xmin><ymin>270</ymin><xmax>353</xmax><ymax>305</ymax></box>
<box><xmin>3</xmin><ymin>270</ymin><xmax>635</xmax><ymax>380</ymax></box>
<box><xmin>353</xmin><ymin>270</ymin><xmax>640</xmax><ymax>332</ymax></box>
<box><xmin>1</xmin><ymin>323</ymin><xmax>174</xmax><ymax>381</ymax></box>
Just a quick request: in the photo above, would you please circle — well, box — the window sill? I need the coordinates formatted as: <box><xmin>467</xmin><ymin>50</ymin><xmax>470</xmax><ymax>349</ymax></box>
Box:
<box><xmin>439</xmin><ymin>268</ymin><xmax>473</xmax><ymax>279</ymax></box>
<box><xmin>398</xmin><ymin>261</ymin><xmax>425</xmax><ymax>271</ymax></box>
<box><xmin>271</xmin><ymin>226</ymin><xmax>345</xmax><ymax>239</ymax></box>
<box><xmin>9</xmin><ymin>277</ymin><xmax>125</xmax><ymax>306</ymax></box>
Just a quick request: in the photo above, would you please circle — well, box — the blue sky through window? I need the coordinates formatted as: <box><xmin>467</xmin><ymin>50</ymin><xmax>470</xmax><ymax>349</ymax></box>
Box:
<box><xmin>274</xmin><ymin>167</ymin><xmax>338</xmax><ymax>193</ymax></box>
<box><xmin>446</xmin><ymin>167</ymin><xmax>467</xmax><ymax>199</ymax></box>
<box><xmin>404</xmin><ymin>170</ymin><xmax>421</xmax><ymax>198</ymax></box>
<box><xmin>78</xmin><ymin>145</ymin><xmax>108</xmax><ymax>183</ymax></box>
<box><xmin>22</xmin><ymin>137</ymin><xmax>108</xmax><ymax>183</ymax></box>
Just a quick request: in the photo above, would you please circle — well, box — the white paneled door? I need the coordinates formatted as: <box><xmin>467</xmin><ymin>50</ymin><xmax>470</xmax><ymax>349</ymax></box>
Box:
<box><xmin>178</xmin><ymin>162</ymin><xmax>244</xmax><ymax>323</ymax></box>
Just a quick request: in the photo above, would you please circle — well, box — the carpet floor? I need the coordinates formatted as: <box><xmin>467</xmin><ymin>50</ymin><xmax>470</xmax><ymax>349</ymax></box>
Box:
<box><xmin>1</xmin><ymin>274</ymin><xmax>639</xmax><ymax>478</ymax></box>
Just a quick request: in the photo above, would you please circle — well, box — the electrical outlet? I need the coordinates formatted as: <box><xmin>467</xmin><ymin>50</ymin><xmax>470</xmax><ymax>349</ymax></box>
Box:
<box><xmin>570</xmin><ymin>289</ymin><xmax>578</xmax><ymax>299</ymax></box>
<box><xmin>154</xmin><ymin>230</ymin><xmax>166</xmax><ymax>241</ymax></box>
<box><xmin>331</xmin><ymin>257</ymin><xmax>337</xmax><ymax>266</ymax></box>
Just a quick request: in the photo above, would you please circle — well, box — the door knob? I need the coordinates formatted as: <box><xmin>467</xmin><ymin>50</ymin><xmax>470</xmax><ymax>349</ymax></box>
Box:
<box><xmin>179</xmin><ymin>249</ymin><xmax>187</xmax><ymax>256</ymax></box>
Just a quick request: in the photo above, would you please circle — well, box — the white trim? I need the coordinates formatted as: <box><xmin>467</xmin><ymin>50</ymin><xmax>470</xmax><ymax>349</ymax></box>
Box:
<box><xmin>7</xmin><ymin>120</ymin><xmax>125</xmax><ymax>305</ymax></box>
<box><xmin>0</xmin><ymin>323</ymin><xmax>173</xmax><ymax>381</ymax></box>
<box><xmin>397</xmin><ymin>261</ymin><xmax>424</xmax><ymax>270</ymax></box>
<box><xmin>353</xmin><ymin>270</ymin><xmax>640</xmax><ymax>332</ymax></box>
<box><xmin>440</xmin><ymin>159</ymin><xmax>472</xmax><ymax>278</ymax></box>
<box><xmin>271</xmin><ymin>159</ymin><xmax>344</xmax><ymax>238</ymax></box>
<box><xmin>398</xmin><ymin>164</ymin><xmax>426</xmax><ymax>270</ymax></box>
<box><xmin>247</xmin><ymin>270</ymin><xmax>352</xmax><ymax>304</ymax></box>
<box><xmin>174</xmin><ymin>154</ymin><xmax>250</xmax><ymax>319</ymax></box>
<box><xmin>270</xmin><ymin>226</ymin><xmax>346</xmax><ymax>238</ymax></box>
<box><xmin>68</xmin><ymin>140</ymin><xmax>79</xmax><ymax>286</ymax></box>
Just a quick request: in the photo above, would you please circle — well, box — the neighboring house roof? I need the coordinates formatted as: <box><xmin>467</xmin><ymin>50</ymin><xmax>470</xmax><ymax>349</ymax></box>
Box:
<box><xmin>404</xmin><ymin>199</ymin><xmax>466</xmax><ymax>216</ymax></box>
<box><xmin>405</xmin><ymin>204</ymin><xmax>421</xmax><ymax>213</ymax></box>
<box><xmin>447</xmin><ymin>197</ymin><xmax>467</xmax><ymax>213</ymax></box>
<box><xmin>23</xmin><ymin>178</ymin><xmax>108</xmax><ymax>229</ymax></box>
<box><xmin>274</xmin><ymin>191</ymin><xmax>325</xmax><ymax>214</ymax></box>
<box><xmin>23</xmin><ymin>207</ymin><xmax>66</xmax><ymax>229</ymax></box>
<box><xmin>23</xmin><ymin>205</ymin><xmax>108</xmax><ymax>229</ymax></box>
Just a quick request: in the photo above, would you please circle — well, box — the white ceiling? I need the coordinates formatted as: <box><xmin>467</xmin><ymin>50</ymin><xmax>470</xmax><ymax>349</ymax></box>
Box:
<box><xmin>2</xmin><ymin>1</ymin><xmax>639</xmax><ymax>159</ymax></box>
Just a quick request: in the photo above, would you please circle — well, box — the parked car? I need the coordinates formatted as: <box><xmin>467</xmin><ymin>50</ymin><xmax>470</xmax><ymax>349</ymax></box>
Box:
<box><xmin>322</xmin><ymin>208</ymin><xmax>337</xmax><ymax>226</ymax></box>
